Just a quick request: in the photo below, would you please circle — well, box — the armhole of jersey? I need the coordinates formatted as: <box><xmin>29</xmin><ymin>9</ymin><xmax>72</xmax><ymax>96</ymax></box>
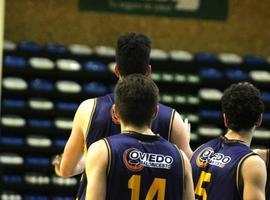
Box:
<box><xmin>174</xmin><ymin>144</ymin><xmax>185</xmax><ymax>199</ymax></box>
<box><xmin>103</xmin><ymin>138</ymin><xmax>111</xmax><ymax>175</ymax></box>
<box><xmin>190</xmin><ymin>144</ymin><xmax>204</xmax><ymax>161</ymax></box>
<box><xmin>236</xmin><ymin>152</ymin><xmax>256</xmax><ymax>199</ymax></box>
<box><xmin>168</xmin><ymin>109</ymin><xmax>175</xmax><ymax>142</ymax></box>
<box><xmin>84</xmin><ymin>98</ymin><xmax>97</xmax><ymax>155</ymax></box>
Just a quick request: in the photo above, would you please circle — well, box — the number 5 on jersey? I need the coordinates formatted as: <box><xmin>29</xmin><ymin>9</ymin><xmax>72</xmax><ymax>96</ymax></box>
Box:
<box><xmin>195</xmin><ymin>171</ymin><xmax>212</xmax><ymax>200</ymax></box>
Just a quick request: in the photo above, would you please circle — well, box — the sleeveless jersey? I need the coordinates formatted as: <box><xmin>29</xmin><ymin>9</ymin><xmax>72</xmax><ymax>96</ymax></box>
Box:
<box><xmin>190</xmin><ymin>136</ymin><xmax>255</xmax><ymax>200</ymax></box>
<box><xmin>104</xmin><ymin>132</ymin><xmax>184</xmax><ymax>200</ymax></box>
<box><xmin>77</xmin><ymin>93</ymin><xmax>175</xmax><ymax>199</ymax></box>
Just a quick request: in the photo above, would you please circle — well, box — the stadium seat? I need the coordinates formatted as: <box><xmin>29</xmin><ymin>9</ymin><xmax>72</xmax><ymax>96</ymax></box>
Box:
<box><xmin>18</xmin><ymin>41</ymin><xmax>42</xmax><ymax>53</ymax></box>
<box><xmin>28</xmin><ymin>98</ymin><xmax>54</xmax><ymax>110</ymax></box>
<box><xmin>4</xmin><ymin>55</ymin><xmax>27</xmax><ymax>68</ymax></box>
<box><xmin>55</xmin><ymin>102</ymin><xmax>78</xmax><ymax>111</ymax></box>
<box><xmin>68</xmin><ymin>44</ymin><xmax>93</xmax><ymax>56</ymax></box>
<box><xmin>4</xmin><ymin>40</ymin><xmax>17</xmax><ymax>51</ymax></box>
<box><xmin>3</xmin><ymin>77</ymin><xmax>28</xmax><ymax>90</ymax></box>
<box><xmin>28</xmin><ymin>119</ymin><xmax>52</xmax><ymax>128</ymax></box>
<box><xmin>169</xmin><ymin>50</ymin><xmax>193</xmax><ymax>62</ymax></box>
<box><xmin>55</xmin><ymin>80</ymin><xmax>81</xmax><ymax>93</ymax></box>
<box><xmin>56</xmin><ymin>59</ymin><xmax>81</xmax><ymax>71</ymax></box>
<box><xmin>94</xmin><ymin>46</ymin><xmax>115</xmax><ymax>57</ymax></box>
<box><xmin>150</xmin><ymin>49</ymin><xmax>169</xmax><ymax>60</ymax></box>
<box><xmin>44</xmin><ymin>43</ymin><xmax>67</xmax><ymax>54</ymax></box>
<box><xmin>83</xmin><ymin>82</ymin><xmax>108</xmax><ymax>95</ymax></box>
<box><xmin>54</xmin><ymin>118</ymin><xmax>73</xmax><ymax>130</ymax></box>
<box><xmin>26</xmin><ymin>135</ymin><xmax>52</xmax><ymax>148</ymax></box>
<box><xmin>30</xmin><ymin>79</ymin><xmax>54</xmax><ymax>91</ymax></box>
<box><xmin>1</xmin><ymin>115</ymin><xmax>26</xmax><ymax>127</ymax></box>
<box><xmin>0</xmin><ymin>153</ymin><xmax>24</xmax><ymax>165</ymax></box>
<box><xmin>84</xmin><ymin>61</ymin><xmax>107</xmax><ymax>72</ymax></box>
<box><xmin>2</xmin><ymin>99</ymin><xmax>26</xmax><ymax>108</ymax></box>
<box><xmin>218</xmin><ymin>53</ymin><xmax>243</xmax><ymax>64</ymax></box>
<box><xmin>29</xmin><ymin>57</ymin><xmax>55</xmax><ymax>70</ymax></box>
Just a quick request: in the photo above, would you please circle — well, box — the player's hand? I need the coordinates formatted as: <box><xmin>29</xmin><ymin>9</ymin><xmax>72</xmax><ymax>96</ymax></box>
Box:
<box><xmin>52</xmin><ymin>154</ymin><xmax>62</xmax><ymax>166</ymax></box>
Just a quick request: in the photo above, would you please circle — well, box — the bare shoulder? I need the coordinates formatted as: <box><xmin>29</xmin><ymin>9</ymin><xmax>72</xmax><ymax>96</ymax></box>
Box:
<box><xmin>78</xmin><ymin>98</ymin><xmax>96</xmax><ymax>112</ymax></box>
<box><xmin>241</xmin><ymin>154</ymin><xmax>266</xmax><ymax>182</ymax></box>
<box><xmin>253</xmin><ymin>149</ymin><xmax>268</xmax><ymax>163</ymax></box>
<box><xmin>86</xmin><ymin>140</ymin><xmax>108</xmax><ymax>167</ymax></box>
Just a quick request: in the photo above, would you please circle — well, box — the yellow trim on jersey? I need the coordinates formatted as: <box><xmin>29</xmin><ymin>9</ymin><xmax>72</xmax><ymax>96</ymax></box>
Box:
<box><xmin>103</xmin><ymin>138</ymin><xmax>111</xmax><ymax>175</ymax></box>
<box><xmin>168</xmin><ymin>109</ymin><xmax>175</xmax><ymax>142</ymax></box>
<box><xmin>236</xmin><ymin>152</ymin><xmax>255</xmax><ymax>197</ymax></box>
<box><xmin>84</xmin><ymin>98</ymin><xmax>97</xmax><ymax>154</ymax></box>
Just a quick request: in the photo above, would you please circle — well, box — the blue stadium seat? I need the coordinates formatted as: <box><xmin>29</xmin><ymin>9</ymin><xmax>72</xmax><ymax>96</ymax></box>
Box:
<box><xmin>243</xmin><ymin>55</ymin><xmax>266</xmax><ymax>65</ymax></box>
<box><xmin>200</xmin><ymin>68</ymin><xmax>223</xmax><ymax>79</ymax></box>
<box><xmin>53</xmin><ymin>139</ymin><xmax>67</xmax><ymax>148</ymax></box>
<box><xmin>4</xmin><ymin>55</ymin><xmax>27</xmax><ymax>68</ymax></box>
<box><xmin>2</xmin><ymin>175</ymin><xmax>23</xmax><ymax>184</ymax></box>
<box><xmin>195</xmin><ymin>52</ymin><xmax>217</xmax><ymax>63</ymax></box>
<box><xmin>2</xmin><ymin>99</ymin><xmax>26</xmax><ymax>108</ymax></box>
<box><xmin>18</xmin><ymin>41</ymin><xmax>42</xmax><ymax>53</ymax></box>
<box><xmin>84</xmin><ymin>82</ymin><xmax>108</xmax><ymax>95</ymax></box>
<box><xmin>30</xmin><ymin>79</ymin><xmax>54</xmax><ymax>91</ymax></box>
<box><xmin>28</xmin><ymin>119</ymin><xmax>52</xmax><ymax>128</ymax></box>
<box><xmin>199</xmin><ymin>110</ymin><xmax>222</xmax><ymax>118</ymax></box>
<box><xmin>56</xmin><ymin>102</ymin><xmax>78</xmax><ymax>111</ymax></box>
<box><xmin>84</xmin><ymin>61</ymin><xmax>107</xmax><ymax>72</ymax></box>
<box><xmin>25</xmin><ymin>157</ymin><xmax>51</xmax><ymax>166</ymax></box>
<box><xmin>225</xmin><ymin>69</ymin><xmax>249</xmax><ymax>80</ymax></box>
<box><xmin>44</xmin><ymin>43</ymin><xmax>67</xmax><ymax>54</ymax></box>
<box><xmin>261</xmin><ymin>91</ymin><xmax>270</xmax><ymax>103</ymax></box>
<box><xmin>1</xmin><ymin>137</ymin><xmax>24</xmax><ymax>146</ymax></box>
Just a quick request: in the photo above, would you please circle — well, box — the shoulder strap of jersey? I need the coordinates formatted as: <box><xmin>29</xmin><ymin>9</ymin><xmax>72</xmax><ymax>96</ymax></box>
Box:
<box><xmin>84</xmin><ymin>98</ymin><xmax>97</xmax><ymax>155</ymax></box>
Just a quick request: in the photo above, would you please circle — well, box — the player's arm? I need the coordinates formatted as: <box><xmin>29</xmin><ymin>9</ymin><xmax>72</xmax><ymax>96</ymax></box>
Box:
<box><xmin>242</xmin><ymin>155</ymin><xmax>267</xmax><ymax>200</ymax></box>
<box><xmin>180</xmin><ymin>149</ymin><xmax>195</xmax><ymax>200</ymax></box>
<box><xmin>86</xmin><ymin>140</ymin><xmax>108</xmax><ymax>200</ymax></box>
<box><xmin>253</xmin><ymin>149</ymin><xmax>268</xmax><ymax>163</ymax></box>
<box><xmin>53</xmin><ymin>99</ymin><xmax>95</xmax><ymax>177</ymax></box>
<box><xmin>171</xmin><ymin>111</ymin><xmax>193</xmax><ymax>159</ymax></box>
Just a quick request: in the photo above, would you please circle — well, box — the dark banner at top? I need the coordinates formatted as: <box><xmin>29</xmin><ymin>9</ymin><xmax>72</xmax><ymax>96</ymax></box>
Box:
<box><xmin>79</xmin><ymin>0</ymin><xmax>228</xmax><ymax>21</ymax></box>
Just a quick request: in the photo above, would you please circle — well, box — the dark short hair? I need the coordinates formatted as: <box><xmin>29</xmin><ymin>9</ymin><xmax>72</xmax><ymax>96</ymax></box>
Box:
<box><xmin>221</xmin><ymin>82</ymin><xmax>264</xmax><ymax>132</ymax></box>
<box><xmin>116</xmin><ymin>32</ymin><xmax>151</xmax><ymax>76</ymax></box>
<box><xmin>115</xmin><ymin>74</ymin><xmax>159</xmax><ymax>128</ymax></box>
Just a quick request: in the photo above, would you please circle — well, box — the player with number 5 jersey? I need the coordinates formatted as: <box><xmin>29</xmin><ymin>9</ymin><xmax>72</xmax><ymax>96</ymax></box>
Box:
<box><xmin>191</xmin><ymin>82</ymin><xmax>267</xmax><ymax>200</ymax></box>
<box><xmin>85</xmin><ymin>74</ymin><xmax>194</xmax><ymax>200</ymax></box>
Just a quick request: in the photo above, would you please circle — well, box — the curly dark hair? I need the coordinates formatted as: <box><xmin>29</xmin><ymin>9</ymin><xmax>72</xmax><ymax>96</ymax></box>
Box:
<box><xmin>221</xmin><ymin>82</ymin><xmax>264</xmax><ymax>132</ymax></box>
<box><xmin>115</xmin><ymin>74</ymin><xmax>159</xmax><ymax>128</ymax></box>
<box><xmin>116</xmin><ymin>32</ymin><xmax>151</xmax><ymax>76</ymax></box>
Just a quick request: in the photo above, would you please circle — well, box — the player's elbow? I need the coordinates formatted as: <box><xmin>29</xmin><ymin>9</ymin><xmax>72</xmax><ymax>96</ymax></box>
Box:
<box><xmin>59</xmin><ymin>165</ymin><xmax>74</xmax><ymax>177</ymax></box>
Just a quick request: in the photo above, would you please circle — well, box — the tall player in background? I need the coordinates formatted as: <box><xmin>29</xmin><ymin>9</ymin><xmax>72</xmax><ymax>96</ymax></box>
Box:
<box><xmin>85</xmin><ymin>74</ymin><xmax>194</xmax><ymax>200</ymax></box>
<box><xmin>52</xmin><ymin>32</ymin><xmax>192</xmax><ymax>198</ymax></box>
<box><xmin>254</xmin><ymin>149</ymin><xmax>270</xmax><ymax>199</ymax></box>
<box><xmin>191</xmin><ymin>82</ymin><xmax>266</xmax><ymax>200</ymax></box>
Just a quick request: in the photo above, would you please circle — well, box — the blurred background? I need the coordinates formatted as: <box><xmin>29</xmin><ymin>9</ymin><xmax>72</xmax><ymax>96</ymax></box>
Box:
<box><xmin>1</xmin><ymin>0</ymin><xmax>269</xmax><ymax>199</ymax></box>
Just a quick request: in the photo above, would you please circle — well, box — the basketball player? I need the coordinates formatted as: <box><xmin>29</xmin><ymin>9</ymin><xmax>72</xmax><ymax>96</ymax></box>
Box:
<box><xmin>191</xmin><ymin>82</ymin><xmax>266</xmax><ymax>200</ymax></box>
<box><xmin>85</xmin><ymin>74</ymin><xmax>194</xmax><ymax>200</ymax></box>
<box><xmin>52</xmin><ymin>32</ymin><xmax>192</xmax><ymax>198</ymax></box>
<box><xmin>254</xmin><ymin>149</ymin><xmax>270</xmax><ymax>199</ymax></box>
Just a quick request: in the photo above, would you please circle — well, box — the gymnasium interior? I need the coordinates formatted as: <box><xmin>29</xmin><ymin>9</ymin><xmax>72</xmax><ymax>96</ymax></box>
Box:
<box><xmin>0</xmin><ymin>0</ymin><xmax>269</xmax><ymax>199</ymax></box>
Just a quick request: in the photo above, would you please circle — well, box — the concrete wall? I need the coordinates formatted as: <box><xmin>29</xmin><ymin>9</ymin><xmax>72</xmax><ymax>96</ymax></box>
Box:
<box><xmin>4</xmin><ymin>0</ymin><xmax>270</xmax><ymax>56</ymax></box>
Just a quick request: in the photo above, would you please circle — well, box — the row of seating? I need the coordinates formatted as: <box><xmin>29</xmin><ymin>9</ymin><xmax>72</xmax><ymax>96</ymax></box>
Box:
<box><xmin>2</xmin><ymin>40</ymin><xmax>270</xmax><ymax>197</ymax></box>
<box><xmin>4</xmin><ymin>41</ymin><xmax>270</xmax><ymax>65</ymax></box>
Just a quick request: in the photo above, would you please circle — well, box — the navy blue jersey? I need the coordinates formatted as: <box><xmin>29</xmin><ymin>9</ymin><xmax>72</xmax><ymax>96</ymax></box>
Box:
<box><xmin>190</xmin><ymin>136</ymin><xmax>255</xmax><ymax>200</ymax></box>
<box><xmin>105</xmin><ymin>132</ymin><xmax>184</xmax><ymax>200</ymax></box>
<box><xmin>77</xmin><ymin>94</ymin><xmax>175</xmax><ymax>199</ymax></box>
<box><xmin>266</xmin><ymin>149</ymin><xmax>270</xmax><ymax>200</ymax></box>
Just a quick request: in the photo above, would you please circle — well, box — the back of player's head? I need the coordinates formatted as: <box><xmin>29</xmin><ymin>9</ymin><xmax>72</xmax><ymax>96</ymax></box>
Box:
<box><xmin>221</xmin><ymin>82</ymin><xmax>264</xmax><ymax>132</ymax></box>
<box><xmin>115</xmin><ymin>74</ymin><xmax>159</xmax><ymax>128</ymax></box>
<box><xmin>116</xmin><ymin>32</ymin><xmax>151</xmax><ymax>76</ymax></box>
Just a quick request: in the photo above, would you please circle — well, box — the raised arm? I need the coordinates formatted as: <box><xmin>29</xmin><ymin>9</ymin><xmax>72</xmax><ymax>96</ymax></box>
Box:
<box><xmin>53</xmin><ymin>99</ymin><xmax>95</xmax><ymax>177</ymax></box>
<box><xmin>86</xmin><ymin>140</ymin><xmax>108</xmax><ymax>200</ymax></box>
<box><xmin>242</xmin><ymin>155</ymin><xmax>267</xmax><ymax>200</ymax></box>
<box><xmin>171</xmin><ymin>111</ymin><xmax>193</xmax><ymax>159</ymax></box>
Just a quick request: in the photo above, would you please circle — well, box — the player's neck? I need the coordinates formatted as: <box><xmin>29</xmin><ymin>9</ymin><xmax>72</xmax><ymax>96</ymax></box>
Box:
<box><xmin>121</xmin><ymin>124</ymin><xmax>155</xmax><ymax>136</ymax></box>
<box><xmin>225</xmin><ymin>129</ymin><xmax>253</xmax><ymax>146</ymax></box>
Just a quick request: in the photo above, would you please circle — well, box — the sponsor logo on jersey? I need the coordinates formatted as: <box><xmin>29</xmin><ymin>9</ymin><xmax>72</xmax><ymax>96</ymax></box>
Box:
<box><xmin>123</xmin><ymin>148</ymin><xmax>173</xmax><ymax>171</ymax></box>
<box><xmin>196</xmin><ymin>147</ymin><xmax>231</xmax><ymax>168</ymax></box>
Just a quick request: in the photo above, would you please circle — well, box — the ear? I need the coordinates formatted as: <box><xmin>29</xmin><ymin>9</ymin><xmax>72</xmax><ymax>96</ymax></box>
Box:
<box><xmin>223</xmin><ymin>114</ymin><xmax>229</xmax><ymax>128</ymax></box>
<box><xmin>255</xmin><ymin>114</ymin><xmax>263</xmax><ymax>127</ymax></box>
<box><xmin>145</xmin><ymin>65</ymin><xmax>152</xmax><ymax>77</ymax></box>
<box><xmin>152</xmin><ymin>105</ymin><xmax>159</xmax><ymax>120</ymax></box>
<box><xmin>111</xmin><ymin>104</ymin><xmax>121</xmax><ymax>125</ymax></box>
<box><xmin>114</xmin><ymin>65</ymin><xmax>121</xmax><ymax>79</ymax></box>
